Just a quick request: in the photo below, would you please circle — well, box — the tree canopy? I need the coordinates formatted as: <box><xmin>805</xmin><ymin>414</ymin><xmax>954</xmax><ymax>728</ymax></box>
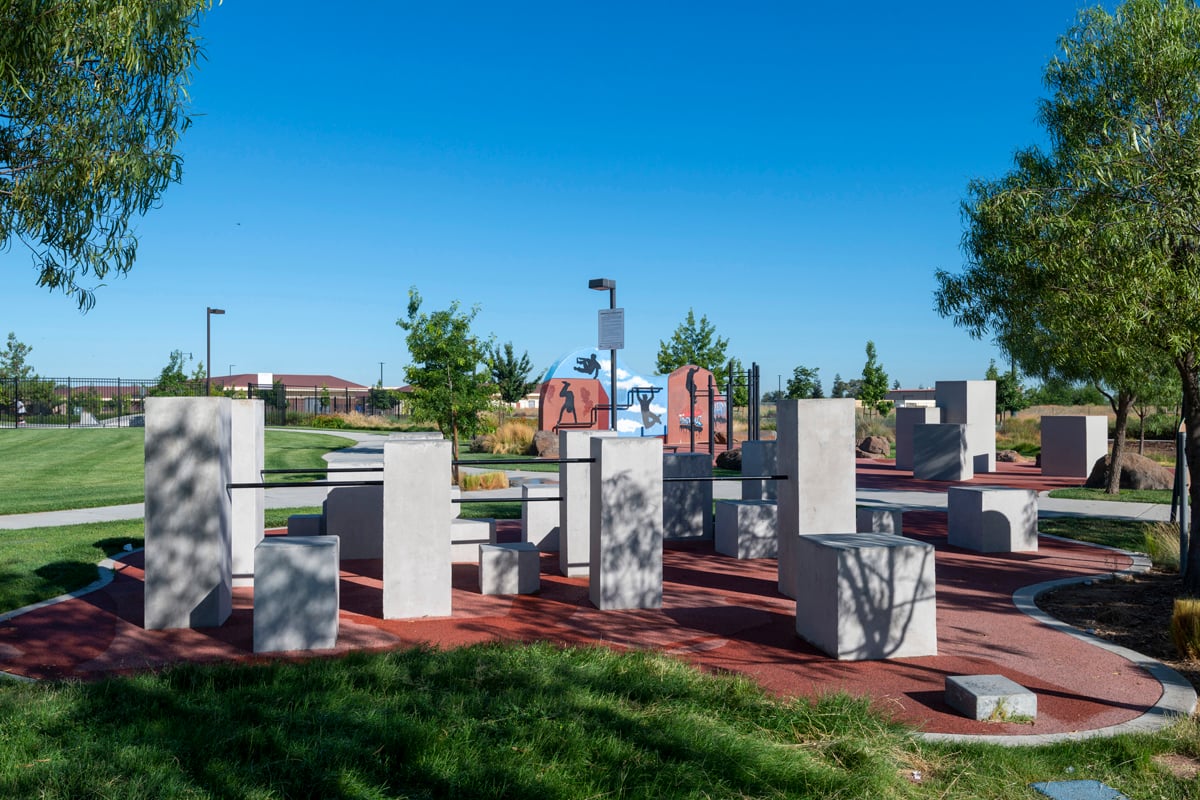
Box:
<box><xmin>934</xmin><ymin>0</ymin><xmax>1200</xmax><ymax>585</ymax></box>
<box><xmin>858</xmin><ymin>341</ymin><xmax>891</xmax><ymax>417</ymax></box>
<box><xmin>0</xmin><ymin>0</ymin><xmax>209</xmax><ymax>310</ymax></box>
<box><xmin>488</xmin><ymin>342</ymin><xmax>539</xmax><ymax>405</ymax></box>
<box><xmin>785</xmin><ymin>366</ymin><xmax>823</xmax><ymax>399</ymax></box>
<box><xmin>985</xmin><ymin>360</ymin><xmax>1028</xmax><ymax>420</ymax></box>
<box><xmin>655</xmin><ymin>309</ymin><xmax>729</xmax><ymax>376</ymax></box>
<box><xmin>397</xmin><ymin>288</ymin><xmax>491</xmax><ymax>470</ymax></box>
<box><xmin>0</xmin><ymin>332</ymin><xmax>34</xmax><ymax>381</ymax></box>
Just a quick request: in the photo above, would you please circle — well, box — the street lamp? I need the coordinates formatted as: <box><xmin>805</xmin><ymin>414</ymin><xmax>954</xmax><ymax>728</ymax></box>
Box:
<box><xmin>588</xmin><ymin>278</ymin><xmax>618</xmax><ymax>431</ymax></box>
<box><xmin>206</xmin><ymin>307</ymin><xmax>225</xmax><ymax>396</ymax></box>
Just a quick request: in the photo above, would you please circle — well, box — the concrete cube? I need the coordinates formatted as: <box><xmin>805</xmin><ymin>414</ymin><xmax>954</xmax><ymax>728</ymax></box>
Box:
<box><xmin>948</xmin><ymin>487</ymin><xmax>1038</xmax><ymax>553</ymax></box>
<box><xmin>144</xmin><ymin>397</ymin><xmax>233</xmax><ymax>630</ymax></box>
<box><xmin>559</xmin><ymin>430</ymin><xmax>617</xmax><ymax>578</ymax></box>
<box><xmin>912</xmin><ymin>424</ymin><xmax>974</xmax><ymax>481</ymax></box>
<box><xmin>794</xmin><ymin>532</ymin><xmax>938</xmax><ymax>660</ymax></box>
<box><xmin>856</xmin><ymin>508</ymin><xmax>903</xmax><ymax>535</ymax></box>
<box><xmin>323</xmin><ymin>485</ymin><xmax>383</xmax><ymax>560</ymax></box>
<box><xmin>663</xmin><ymin>452</ymin><xmax>713</xmax><ymax>540</ymax></box>
<box><xmin>1041</xmin><ymin>415</ymin><xmax>1108</xmax><ymax>478</ymax></box>
<box><xmin>740</xmin><ymin>441</ymin><xmax>778</xmax><ymax>501</ymax></box>
<box><xmin>946</xmin><ymin>674</ymin><xmax>1037</xmax><ymax>721</ymax></box>
<box><xmin>253</xmin><ymin>536</ymin><xmax>340</xmax><ymax>653</ymax></box>
<box><xmin>522</xmin><ymin>482</ymin><xmax>561</xmax><ymax>551</ymax></box>
<box><xmin>450</xmin><ymin>486</ymin><xmax>461</xmax><ymax>519</ymax></box>
<box><xmin>775</xmin><ymin>399</ymin><xmax>857</xmax><ymax>599</ymax></box>
<box><xmin>451</xmin><ymin>517</ymin><xmax>496</xmax><ymax>562</ymax></box>
<box><xmin>895</xmin><ymin>406</ymin><xmax>941</xmax><ymax>471</ymax></box>
<box><xmin>230</xmin><ymin>399</ymin><xmax>265</xmax><ymax>588</ymax></box>
<box><xmin>715</xmin><ymin>500</ymin><xmax>777</xmax><ymax>559</ymax></box>
<box><xmin>479</xmin><ymin>542</ymin><xmax>541</xmax><ymax>595</ymax></box>
<box><xmin>935</xmin><ymin>380</ymin><xmax>996</xmax><ymax>473</ymax></box>
<box><xmin>383</xmin><ymin>440</ymin><xmax>452</xmax><ymax>618</ymax></box>
<box><xmin>590</xmin><ymin>437</ymin><xmax>663</xmax><ymax>610</ymax></box>
<box><xmin>287</xmin><ymin>513</ymin><xmax>325</xmax><ymax>537</ymax></box>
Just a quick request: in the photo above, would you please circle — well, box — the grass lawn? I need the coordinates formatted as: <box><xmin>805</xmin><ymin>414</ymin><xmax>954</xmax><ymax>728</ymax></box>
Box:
<box><xmin>1</xmin><ymin>642</ymin><xmax>1198</xmax><ymax>799</ymax></box>
<box><xmin>0</xmin><ymin>429</ymin><xmax>355</xmax><ymax>515</ymax></box>
<box><xmin>1048</xmin><ymin>486</ymin><xmax>1175</xmax><ymax>505</ymax></box>
<box><xmin>458</xmin><ymin>450</ymin><xmax>560</xmax><ymax>473</ymax></box>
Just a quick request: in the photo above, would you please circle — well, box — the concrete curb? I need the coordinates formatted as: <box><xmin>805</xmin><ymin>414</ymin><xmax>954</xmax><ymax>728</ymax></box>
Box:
<box><xmin>920</xmin><ymin>534</ymin><xmax>1197</xmax><ymax>746</ymax></box>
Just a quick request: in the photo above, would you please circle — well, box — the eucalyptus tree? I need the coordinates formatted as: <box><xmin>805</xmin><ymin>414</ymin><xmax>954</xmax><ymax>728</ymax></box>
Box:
<box><xmin>1</xmin><ymin>1</ymin><xmax>209</xmax><ymax>309</ymax></box>
<box><xmin>935</xmin><ymin>0</ymin><xmax>1200</xmax><ymax>586</ymax></box>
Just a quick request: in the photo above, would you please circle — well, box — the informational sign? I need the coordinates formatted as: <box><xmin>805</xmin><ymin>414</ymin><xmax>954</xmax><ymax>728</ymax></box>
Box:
<box><xmin>598</xmin><ymin>308</ymin><xmax>625</xmax><ymax>350</ymax></box>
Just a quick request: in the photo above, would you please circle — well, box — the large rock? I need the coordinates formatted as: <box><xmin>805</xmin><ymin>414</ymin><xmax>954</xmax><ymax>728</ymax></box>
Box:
<box><xmin>1085</xmin><ymin>452</ymin><xmax>1174</xmax><ymax>491</ymax></box>
<box><xmin>533</xmin><ymin>430</ymin><xmax>559</xmax><ymax>458</ymax></box>
<box><xmin>859</xmin><ymin>436</ymin><xmax>890</xmax><ymax>455</ymax></box>
<box><xmin>997</xmin><ymin>449</ymin><xmax>1031</xmax><ymax>464</ymax></box>
<box><xmin>716</xmin><ymin>448</ymin><xmax>742</xmax><ymax>470</ymax></box>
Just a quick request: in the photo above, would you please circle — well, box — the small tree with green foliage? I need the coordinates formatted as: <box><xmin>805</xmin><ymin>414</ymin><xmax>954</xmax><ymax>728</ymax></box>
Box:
<box><xmin>149</xmin><ymin>350</ymin><xmax>203</xmax><ymax>397</ymax></box>
<box><xmin>655</xmin><ymin>309</ymin><xmax>729</xmax><ymax>375</ymax></box>
<box><xmin>785</xmin><ymin>366</ymin><xmax>823</xmax><ymax>399</ymax></box>
<box><xmin>0</xmin><ymin>333</ymin><xmax>34</xmax><ymax>381</ymax></box>
<box><xmin>397</xmin><ymin>288</ymin><xmax>492</xmax><ymax>477</ymax></box>
<box><xmin>985</xmin><ymin>359</ymin><xmax>1028</xmax><ymax>421</ymax></box>
<box><xmin>488</xmin><ymin>342</ymin><xmax>539</xmax><ymax>405</ymax></box>
<box><xmin>859</xmin><ymin>341</ymin><xmax>891</xmax><ymax>417</ymax></box>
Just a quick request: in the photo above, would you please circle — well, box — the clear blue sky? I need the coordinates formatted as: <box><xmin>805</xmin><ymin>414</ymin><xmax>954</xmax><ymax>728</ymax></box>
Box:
<box><xmin>1</xmin><ymin>1</ymin><xmax>1102</xmax><ymax>392</ymax></box>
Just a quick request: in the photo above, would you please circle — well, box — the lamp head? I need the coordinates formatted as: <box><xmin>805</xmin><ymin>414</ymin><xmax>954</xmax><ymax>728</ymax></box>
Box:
<box><xmin>587</xmin><ymin>278</ymin><xmax>615</xmax><ymax>291</ymax></box>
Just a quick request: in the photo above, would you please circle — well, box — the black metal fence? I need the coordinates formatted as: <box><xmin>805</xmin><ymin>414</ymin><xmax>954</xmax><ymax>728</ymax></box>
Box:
<box><xmin>1</xmin><ymin>378</ymin><xmax>404</xmax><ymax>429</ymax></box>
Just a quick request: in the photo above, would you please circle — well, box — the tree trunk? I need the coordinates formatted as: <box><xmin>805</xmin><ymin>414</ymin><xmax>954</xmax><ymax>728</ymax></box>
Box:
<box><xmin>1181</xmin><ymin>355</ymin><xmax>1200</xmax><ymax>595</ymax></box>
<box><xmin>1139</xmin><ymin>412</ymin><xmax>1146</xmax><ymax>455</ymax></box>
<box><xmin>1105</xmin><ymin>390</ymin><xmax>1134</xmax><ymax>495</ymax></box>
<box><xmin>451</xmin><ymin>419</ymin><xmax>460</xmax><ymax>486</ymax></box>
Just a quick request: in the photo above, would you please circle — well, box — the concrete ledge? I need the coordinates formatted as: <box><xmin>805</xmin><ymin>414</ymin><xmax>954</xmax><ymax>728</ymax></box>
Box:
<box><xmin>287</xmin><ymin>513</ymin><xmax>324</xmax><ymax>537</ymax></box>
<box><xmin>856</xmin><ymin>508</ymin><xmax>902</xmax><ymax>536</ymax></box>
<box><xmin>253</xmin><ymin>536</ymin><xmax>340</xmax><ymax>653</ymax></box>
<box><xmin>714</xmin><ymin>500</ymin><xmax>776</xmax><ymax>559</ymax></box>
<box><xmin>479</xmin><ymin>542</ymin><xmax>540</xmax><ymax>595</ymax></box>
<box><xmin>948</xmin><ymin>487</ymin><xmax>1037</xmax><ymax>553</ymax></box>
<box><xmin>946</xmin><ymin>674</ymin><xmax>1036</xmax><ymax>721</ymax></box>
<box><xmin>451</xmin><ymin>518</ymin><xmax>496</xmax><ymax>562</ymax></box>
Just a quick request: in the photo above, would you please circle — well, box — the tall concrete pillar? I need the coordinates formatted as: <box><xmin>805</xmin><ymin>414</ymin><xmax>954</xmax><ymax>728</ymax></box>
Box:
<box><xmin>740</xmin><ymin>440</ymin><xmax>778</xmax><ymax>501</ymax></box>
<box><xmin>144</xmin><ymin>397</ymin><xmax>233</xmax><ymax>630</ymax></box>
<box><xmin>663</xmin><ymin>452</ymin><xmax>713</xmax><ymax>540</ymax></box>
<box><xmin>383</xmin><ymin>439</ymin><xmax>452</xmax><ymax>618</ymax></box>
<box><xmin>589</xmin><ymin>437</ymin><xmax>663</xmax><ymax>610</ymax></box>
<box><xmin>775</xmin><ymin>399</ymin><xmax>856</xmax><ymax>599</ymax></box>
<box><xmin>231</xmin><ymin>399</ymin><xmax>264</xmax><ymax>587</ymax></box>
<box><xmin>558</xmin><ymin>430</ymin><xmax>615</xmax><ymax>577</ymax></box>
<box><xmin>935</xmin><ymin>380</ymin><xmax>996</xmax><ymax>473</ymax></box>
<box><xmin>894</xmin><ymin>406</ymin><xmax>941</xmax><ymax>471</ymax></box>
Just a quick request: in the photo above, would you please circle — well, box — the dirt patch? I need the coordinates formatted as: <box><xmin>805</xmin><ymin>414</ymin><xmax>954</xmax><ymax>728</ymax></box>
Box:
<box><xmin>1037</xmin><ymin>571</ymin><xmax>1200</xmax><ymax>691</ymax></box>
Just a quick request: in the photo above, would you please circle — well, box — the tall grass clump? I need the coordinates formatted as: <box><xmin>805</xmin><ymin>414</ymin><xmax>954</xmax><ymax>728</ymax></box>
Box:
<box><xmin>854</xmin><ymin>410</ymin><xmax>894</xmax><ymax>443</ymax></box>
<box><xmin>1171</xmin><ymin>598</ymin><xmax>1200</xmax><ymax>659</ymax></box>
<box><xmin>1143</xmin><ymin>521</ymin><xmax>1181</xmax><ymax>571</ymax></box>
<box><xmin>459</xmin><ymin>471</ymin><xmax>509</xmax><ymax>491</ymax></box>
<box><xmin>997</xmin><ymin>416</ymin><xmax>1041</xmax><ymax>456</ymax></box>
<box><xmin>483</xmin><ymin>420</ymin><xmax>535</xmax><ymax>455</ymax></box>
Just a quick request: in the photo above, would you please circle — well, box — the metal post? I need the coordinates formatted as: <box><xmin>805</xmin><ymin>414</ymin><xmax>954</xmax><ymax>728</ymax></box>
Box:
<box><xmin>726</xmin><ymin>360</ymin><xmax>734</xmax><ymax>450</ymax></box>
<box><xmin>688</xmin><ymin>373</ymin><xmax>696</xmax><ymax>453</ymax></box>
<box><xmin>608</xmin><ymin>288</ymin><xmax>618</xmax><ymax>432</ymax></box>
<box><xmin>67</xmin><ymin>377</ymin><xmax>72</xmax><ymax>429</ymax></box>
<box><xmin>1179</xmin><ymin>426</ymin><xmax>1190</xmax><ymax>576</ymax></box>
<box><xmin>707</xmin><ymin>373</ymin><xmax>715</xmax><ymax>455</ymax></box>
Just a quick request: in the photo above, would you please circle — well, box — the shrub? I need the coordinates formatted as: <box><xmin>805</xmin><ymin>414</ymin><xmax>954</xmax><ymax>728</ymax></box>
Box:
<box><xmin>1171</xmin><ymin>598</ymin><xmax>1200</xmax><ymax>659</ymax></box>
<box><xmin>1144</xmin><ymin>521</ymin><xmax>1181</xmax><ymax>571</ymax></box>
<box><xmin>459</xmin><ymin>471</ymin><xmax>509</xmax><ymax>491</ymax></box>
<box><xmin>485</xmin><ymin>420</ymin><xmax>535</xmax><ymax>455</ymax></box>
<box><xmin>308</xmin><ymin>414</ymin><xmax>348</xmax><ymax>429</ymax></box>
<box><xmin>855</xmin><ymin>411</ymin><xmax>894</xmax><ymax>443</ymax></box>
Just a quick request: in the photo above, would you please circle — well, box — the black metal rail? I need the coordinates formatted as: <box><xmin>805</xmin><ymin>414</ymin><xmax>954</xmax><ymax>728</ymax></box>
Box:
<box><xmin>663</xmin><ymin>474</ymin><xmax>787</xmax><ymax>482</ymax></box>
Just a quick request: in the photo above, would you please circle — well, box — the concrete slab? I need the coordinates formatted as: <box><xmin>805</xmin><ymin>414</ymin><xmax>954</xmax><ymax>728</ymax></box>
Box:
<box><xmin>946</xmin><ymin>674</ymin><xmax>1036</xmax><ymax>721</ymax></box>
<box><xmin>1030</xmin><ymin>781</ymin><xmax>1128</xmax><ymax>800</ymax></box>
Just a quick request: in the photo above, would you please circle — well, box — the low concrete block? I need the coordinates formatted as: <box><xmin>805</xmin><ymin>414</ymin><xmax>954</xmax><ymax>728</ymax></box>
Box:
<box><xmin>522</xmin><ymin>482</ymin><xmax>561</xmax><ymax>551</ymax></box>
<box><xmin>856</xmin><ymin>508</ymin><xmax>903</xmax><ymax>536</ymax></box>
<box><xmin>287</xmin><ymin>513</ymin><xmax>324</xmax><ymax>537</ymax></box>
<box><xmin>948</xmin><ymin>487</ymin><xmax>1038</xmax><ymax>553</ymax></box>
<box><xmin>479</xmin><ymin>542</ymin><xmax>541</xmax><ymax>595</ymax></box>
<box><xmin>1041</xmin><ymin>415</ymin><xmax>1108</xmax><ymax>478</ymax></box>
<box><xmin>946</xmin><ymin>674</ymin><xmax>1037</xmax><ymax>721</ymax></box>
<box><xmin>451</xmin><ymin>518</ymin><xmax>496</xmax><ymax>562</ymax></box>
<box><xmin>663</xmin><ymin>452</ymin><xmax>713</xmax><ymax>540</ymax></box>
<box><xmin>794</xmin><ymin>532</ymin><xmax>937</xmax><ymax>660</ymax></box>
<box><xmin>253</xmin><ymin>536</ymin><xmax>340</xmax><ymax>653</ymax></box>
<box><xmin>912</xmin><ymin>424</ymin><xmax>973</xmax><ymax>481</ymax></box>
<box><xmin>740</xmin><ymin>441</ymin><xmax>778</xmax><ymax>501</ymax></box>
<box><xmin>715</xmin><ymin>500</ymin><xmax>777</xmax><ymax>559</ymax></box>
<box><xmin>323</xmin><ymin>485</ymin><xmax>383</xmax><ymax>560</ymax></box>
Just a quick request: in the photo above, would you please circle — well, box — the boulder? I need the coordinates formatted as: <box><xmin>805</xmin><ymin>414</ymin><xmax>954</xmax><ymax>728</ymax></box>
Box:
<box><xmin>859</xmin><ymin>436</ymin><xmax>890</xmax><ymax>455</ymax></box>
<box><xmin>997</xmin><ymin>449</ymin><xmax>1031</xmax><ymax>463</ymax></box>
<box><xmin>532</xmin><ymin>430</ymin><xmax>559</xmax><ymax>459</ymax></box>
<box><xmin>855</xmin><ymin>447</ymin><xmax>884</xmax><ymax>459</ymax></box>
<box><xmin>1085</xmin><ymin>452</ymin><xmax>1174</xmax><ymax>491</ymax></box>
<box><xmin>716</xmin><ymin>448</ymin><xmax>742</xmax><ymax>471</ymax></box>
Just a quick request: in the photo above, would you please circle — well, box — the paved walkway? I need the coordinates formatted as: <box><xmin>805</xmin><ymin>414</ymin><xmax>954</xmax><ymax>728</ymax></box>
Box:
<box><xmin>0</xmin><ymin>444</ymin><xmax>1193</xmax><ymax>743</ymax></box>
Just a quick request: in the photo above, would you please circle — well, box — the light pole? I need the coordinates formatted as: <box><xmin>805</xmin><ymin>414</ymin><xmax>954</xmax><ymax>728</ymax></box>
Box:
<box><xmin>588</xmin><ymin>278</ymin><xmax>618</xmax><ymax>431</ymax></box>
<box><xmin>206</xmin><ymin>307</ymin><xmax>225</xmax><ymax>396</ymax></box>
<box><xmin>228</xmin><ymin>364</ymin><xmax>236</xmax><ymax>376</ymax></box>
<box><xmin>379</xmin><ymin>361</ymin><xmax>385</xmax><ymax>387</ymax></box>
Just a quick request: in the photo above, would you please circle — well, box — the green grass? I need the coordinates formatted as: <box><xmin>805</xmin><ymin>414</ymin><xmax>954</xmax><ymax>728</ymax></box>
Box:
<box><xmin>1039</xmin><ymin>516</ymin><xmax>1162</xmax><ymax>553</ymax></box>
<box><xmin>1048</xmin><ymin>486</ymin><xmax>1175</xmax><ymax>504</ymax></box>
<box><xmin>459</xmin><ymin>500</ymin><xmax>521</xmax><ymax>520</ymax></box>
<box><xmin>458</xmin><ymin>450</ymin><xmax>560</xmax><ymax>473</ymax></box>
<box><xmin>0</xmin><ymin>429</ymin><xmax>354</xmax><ymax>514</ymax></box>
<box><xmin>0</xmin><ymin>643</ymin><xmax>1197</xmax><ymax>799</ymax></box>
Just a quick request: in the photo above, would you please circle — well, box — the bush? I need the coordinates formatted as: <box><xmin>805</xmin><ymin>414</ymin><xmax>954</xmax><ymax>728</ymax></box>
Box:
<box><xmin>1144</xmin><ymin>521</ymin><xmax>1181</xmax><ymax>571</ymax></box>
<box><xmin>459</xmin><ymin>471</ymin><xmax>509</xmax><ymax>490</ymax></box>
<box><xmin>1172</xmin><ymin>597</ymin><xmax>1200</xmax><ymax>659</ymax></box>
<box><xmin>855</xmin><ymin>411</ymin><xmax>894</xmax><ymax>443</ymax></box>
<box><xmin>307</xmin><ymin>414</ymin><xmax>349</xmax><ymax>429</ymax></box>
<box><xmin>484</xmin><ymin>420</ymin><xmax>535</xmax><ymax>455</ymax></box>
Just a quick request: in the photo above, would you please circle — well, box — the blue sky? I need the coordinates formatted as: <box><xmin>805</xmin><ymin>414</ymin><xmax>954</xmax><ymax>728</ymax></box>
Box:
<box><xmin>1</xmin><ymin>2</ymin><xmax>1099</xmax><ymax>392</ymax></box>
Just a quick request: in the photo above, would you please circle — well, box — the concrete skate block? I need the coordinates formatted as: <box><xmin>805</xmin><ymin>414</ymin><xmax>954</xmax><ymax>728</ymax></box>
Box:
<box><xmin>253</xmin><ymin>536</ymin><xmax>340</xmax><ymax>653</ymax></box>
<box><xmin>590</xmin><ymin>437</ymin><xmax>663</xmax><ymax>610</ymax></box>
<box><xmin>1040</xmin><ymin>415</ymin><xmax>1108</xmax><ymax>478</ymax></box>
<box><xmin>856</xmin><ymin>508</ymin><xmax>903</xmax><ymax>536</ymax></box>
<box><xmin>323</xmin><ymin>485</ymin><xmax>383</xmax><ymax>560</ymax></box>
<box><xmin>383</xmin><ymin>440</ymin><xmax>452</xmax><ymax>618</ymax></box>
<box><xmin>895</xmin><ymin>406</ymin><xmax>941</xmax><ymax>471</ymax></box>
<box><xmin>287</xmin><ymin>513</ymin><xmax>325</xmax><ymax>537</ymax></box>
<box><xmin>947</xmin><ymin>486</ymin><xmax>1038</xmax><ymax>553</ymax></box>
<box><xmin>663</xmin><ymin>452</ymin><xmax>713</xmax><ymax>540</ymax></box>
<box><xmin>559</xmin><ymin>430</ymin><xmax>617</xmax><ymax>578</ymax></box>
<box><xmin>479</xmin><ymin>542</ymin><xmax>541</xmax><ymax>595</ymax></box>
<box><xmin>946</xmin><ymin>674</ymin><xmax>1037</xmax><ymax>721</ymax></box>
<box><xmin>522</xmin><ymin>482</ymin><xmax>561</xmax><ymax>551</ymax></box>
<box><xmin>740</xmin><ymin>440</ymin><xmax>778</xmax><ymax>501</ymax></box>
<box><xmin>935</xmin><ymin>380</ymin><xmax>996</xmax><ymax>473</ymax></box>
<box><xmin>912</xmin><ymin>424</ymin><xmax>973</xmax><ymax>482</ymax></box>
<box><xmin>715</xmin><ymin>500</ymin><xmax>777</xmax><ymax>559</ymax></box>
<box><xmin>451</xmin><ymin>517</ymin><xmax>496</xmax><ymax>562</ymax></box>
